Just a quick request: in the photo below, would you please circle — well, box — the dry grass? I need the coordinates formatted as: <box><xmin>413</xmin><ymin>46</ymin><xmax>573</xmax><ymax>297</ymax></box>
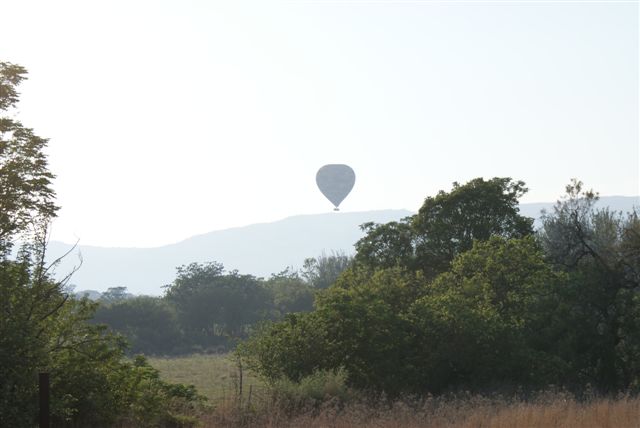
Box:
<box><xmin>149</xmin><ymin>355</ymin><xmax>640</xmax><ymax>427</ymax></box>
<box><xmin>203</xmin><ymin>393</ymin><xmax>640</xmax><ymax>428</ymax></box>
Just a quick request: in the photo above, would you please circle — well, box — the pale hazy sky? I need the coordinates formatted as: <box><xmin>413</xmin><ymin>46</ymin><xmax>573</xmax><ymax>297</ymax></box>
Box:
<box><xmin>1</xmin><ymin>0</ymin><xmax>638</xmax><ymax>247</ymax></box>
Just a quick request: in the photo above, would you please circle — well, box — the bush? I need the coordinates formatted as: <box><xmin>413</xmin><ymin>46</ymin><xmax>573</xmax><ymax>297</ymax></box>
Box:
<box><xmin>270</xmin><ymin>368</ymin><xmax>354</xmax><ymax>408</ymax></box>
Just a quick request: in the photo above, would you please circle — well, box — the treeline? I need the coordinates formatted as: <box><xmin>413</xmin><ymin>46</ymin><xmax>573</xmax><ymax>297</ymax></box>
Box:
<box><xmin>239</xmin><ymin>178</ymin><xmax>640</xmax><ymax>396</ymax></box>
<box><xmin>91</xmin><ymin>252</ymin><xmax>351</xmax><ymax>355</ymax></box>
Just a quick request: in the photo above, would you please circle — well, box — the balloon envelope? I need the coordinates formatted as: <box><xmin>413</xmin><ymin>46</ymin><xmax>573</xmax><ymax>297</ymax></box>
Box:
<box><xmin>316</xmin><ymin>164</ymin><xmax>355</xmax><ymax>210</ymax></box>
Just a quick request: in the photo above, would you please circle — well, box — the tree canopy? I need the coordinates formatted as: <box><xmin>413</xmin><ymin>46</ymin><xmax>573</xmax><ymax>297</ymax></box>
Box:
<box><xmin>0</xmin><ymin>62</ymin><xmax>57</xmax><ymax>249</ymax></box>
<box><xmin>355</xmin><ymin>177</ymin><xmax>534</xmax><ymax>278</ymax></box>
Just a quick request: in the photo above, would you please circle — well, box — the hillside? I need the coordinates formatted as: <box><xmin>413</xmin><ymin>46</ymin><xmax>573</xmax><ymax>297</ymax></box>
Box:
<box><xmin>48</xmin><ymin>209</ymin><xmax>412</xmax><ymax>295</ymax></box>
<box><xmin>48</xmin><ymin>196</ymin><xmax>638</xmax><ymax>296</ymax></box>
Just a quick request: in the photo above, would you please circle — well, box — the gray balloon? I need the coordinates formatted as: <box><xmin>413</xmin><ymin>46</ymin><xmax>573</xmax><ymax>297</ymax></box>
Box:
<box><xmin>316</xmin><ymin>164</ymin><xmax>356</xmax><ymax>211</ymax></box>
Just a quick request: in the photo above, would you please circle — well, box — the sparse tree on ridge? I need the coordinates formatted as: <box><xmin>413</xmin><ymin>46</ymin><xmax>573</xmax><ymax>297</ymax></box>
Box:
<box><xmin>99</xmin><ymin>286</ymin><xmax>132</xmax><ymax>304</ymax></box>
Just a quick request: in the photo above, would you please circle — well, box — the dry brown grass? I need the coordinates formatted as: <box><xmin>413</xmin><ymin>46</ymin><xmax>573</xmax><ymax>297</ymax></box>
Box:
<box><xmin>149</xmin><ymin>355</ymin><xmax>640</xmax><ymax>427</ymax></box>
<box><xmin>201</xmin><ymin>394</ymin><xmax>640</xmax><ymax>428</ymax></box>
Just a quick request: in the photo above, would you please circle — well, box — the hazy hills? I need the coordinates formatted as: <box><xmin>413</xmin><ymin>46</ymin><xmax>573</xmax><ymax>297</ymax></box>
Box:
<box><xmin>48</xmin><ymin>196</ymin><xmax>638</xmax><ymax>296</ymax></box>
<box><xmin>49</xmin><ymin>210</ymin><xmax>412</xmax><ymax>296</ymax></box>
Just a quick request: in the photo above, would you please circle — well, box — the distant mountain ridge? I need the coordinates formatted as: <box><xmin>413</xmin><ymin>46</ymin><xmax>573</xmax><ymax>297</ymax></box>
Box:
<box><xmin>48</xmin><ymin>196</ymin><xmax>638</xmax><ymax>296</ymax></box>
<box><xmin>49</xmin><ymin>210</ymin><xmax>413</xmax><ymax>296</ymax></box>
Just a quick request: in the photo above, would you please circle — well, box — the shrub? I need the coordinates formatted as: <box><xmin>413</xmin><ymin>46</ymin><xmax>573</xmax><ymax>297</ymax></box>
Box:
<box><xmin>270</xmin><ymin>368</ymin><xmax>354</xmax><ymax>407</ymax></box>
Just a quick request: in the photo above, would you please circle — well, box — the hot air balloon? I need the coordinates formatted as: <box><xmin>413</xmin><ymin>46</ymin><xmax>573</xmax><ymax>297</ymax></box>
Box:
<box><xmin>316</xmin><ymin>164</ymin><xmax>355</xmax><ymax>211</ymax></box>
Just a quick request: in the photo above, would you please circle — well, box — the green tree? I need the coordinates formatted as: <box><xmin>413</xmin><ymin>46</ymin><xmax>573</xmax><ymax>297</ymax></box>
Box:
<box><xmin>0</xmin><ymin>61</ymin><xmax>66</xmax><ymax>426</ymax></box>
<box><xmin>238</xmin><ymin>311</ymin><xmax>331</xmax><ymax>383</ymax></box>
<box><xmin>355</xmin><ymin>177</ymin><xmax>534</xmax><ymax>278</ymax></box>
<box><xmin>165</xmin><ymin>262</ymin><xmax>272</xmax><ymax>349</ymax></box>
<box><xmin>314</xmin><ymin>267</ymin><xmax>428</xmax><ymax>394</ymax></box>
<box><xmin>164</xmin><ymin>261</ymin><xmax>225</xmax><ymax>302</ymax></box>
<box><xmin>302</xmin><ymin>251</ymin><xmax>353</xmax><ymax>289</ymax></box>
<box><xmin>0</xmin><ymin>62</ymin><xmax>57</xmax><ymax>249</ymax></box>
<box><xmin>266</xmin><ymin>268</ymin><xmax>314</xmax><ymax>315</ymax></box>
<box><xmin>407</xmin><ymin>236</ymin><xmax>566</xmax><ymax>392</ymax></box>
<box><xmin>93</xmin><ymin>296</ymin><xmax>183</xmax><ymax>355</ymax></box>
<box><xmin>99</xmin><ymin>285</ymin><xmax>132</xmax><ymax>304</ymax></box>
<box><xmin>354</xmin><ymin>220</ymin><xmax>414</xmax><ymax>271</ymax></box>
<box><xmin>538</xmin><ymin>180</ymin><xmax>640</xmax><ymax>391</ymax></box>
<box><xmin>241</xmin><ymin>266</ymin><xmax>431</xmax><ymax>393</ymax></box>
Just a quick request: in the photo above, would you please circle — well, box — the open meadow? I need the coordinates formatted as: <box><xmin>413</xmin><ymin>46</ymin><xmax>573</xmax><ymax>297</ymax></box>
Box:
<box><xmin>148</xmin><ymin>353</ymin><xmax>266</xmax><ymax>403</ymax></box>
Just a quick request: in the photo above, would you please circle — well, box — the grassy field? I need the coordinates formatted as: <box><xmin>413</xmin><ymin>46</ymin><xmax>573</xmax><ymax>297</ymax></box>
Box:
<box><xmin>148</xmin><ymin>353</ymin><xmax>266</xmax><ymax>403</ymax></box>
<box><xmin>149</xmin><ymin>355</ymin><xmax>640</xmax><ymax>427</ymax></box>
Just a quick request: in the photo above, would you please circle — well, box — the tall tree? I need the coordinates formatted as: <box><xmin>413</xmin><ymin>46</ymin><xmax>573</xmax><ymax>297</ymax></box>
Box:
<box><xmin>165</xmin><ymin>262</ymin><xmax>272</xmax><ymax>346</ymax></box>
<box><xmin>0</xmin><ymin>61</ymin><xmax>63</xmax><ymax>425</ymax></box>
<box><xmin>538</xmin><ymin>180</ymin><xmax>640</xmax><ymax>391</ymax></box>
<box><xmin>355</xmin><ymin>177</ymin><xmax>534</xmax><ymax>278</ymax></box>
<box><xmin>0</xmin><ymin>62</ymin><xmax>57</xmax><ymax>250</ymax></box>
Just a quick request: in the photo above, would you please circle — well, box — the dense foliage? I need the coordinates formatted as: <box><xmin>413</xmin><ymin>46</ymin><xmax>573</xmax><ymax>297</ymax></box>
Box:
<box><xmin>240</xmin><ymin>178</ymin><xmax>640</xmax><ymax>396</ymax></box>
<box><xmin>355</xmin><ymin>177</ymin><xmax>534</xmax><ymax>278</ymax></box>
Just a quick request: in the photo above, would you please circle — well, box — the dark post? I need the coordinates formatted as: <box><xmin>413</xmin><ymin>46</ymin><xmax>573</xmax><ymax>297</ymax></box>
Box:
<box><xmin>39</xmin><ymin>372</ymin><xmax>50</xmax><ymax>428</ymax></box>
